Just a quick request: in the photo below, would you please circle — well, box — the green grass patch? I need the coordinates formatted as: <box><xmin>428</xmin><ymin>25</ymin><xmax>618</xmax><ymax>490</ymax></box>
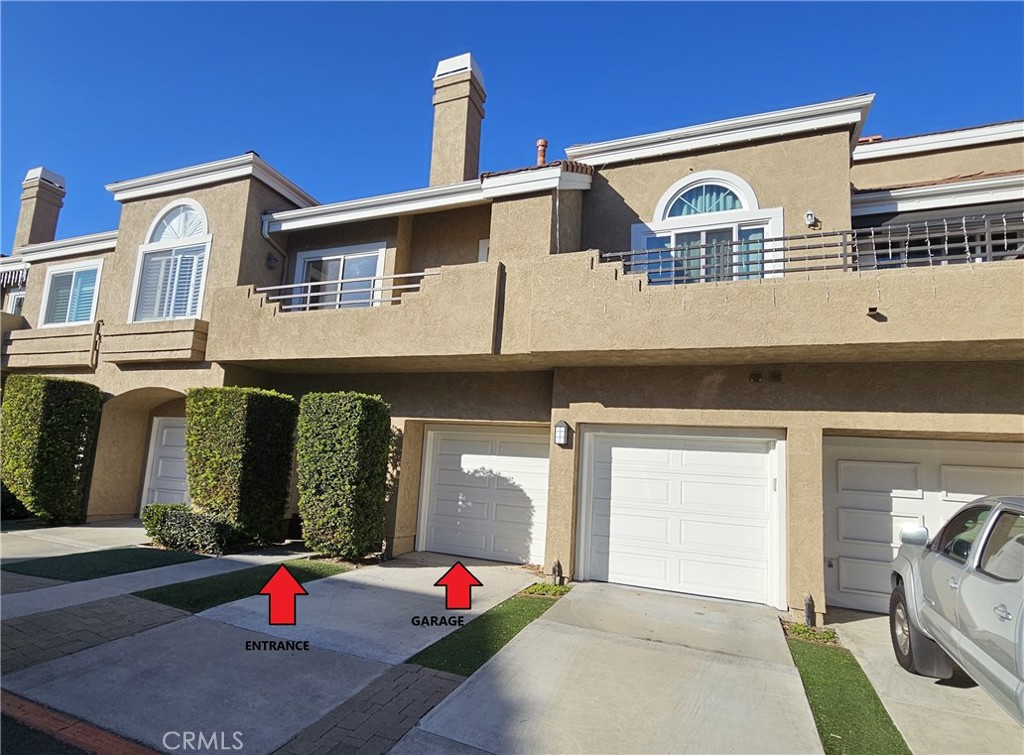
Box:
<box><xmin>788</xmin><ymin>638</ymin><xmax>911</xmax><ymax>755</ymax></box>
<box><xmin>135</xmin><ymin>558</ymin><xmax>348</xmax><ymax>613</ymax></box>
<box><xmin>783</xmin><ymin>621</ymin><xmax>839</xmax><ymax>645</ymax></box>
<box><xmin>409</xmin><ymin>594</ymin><xmax>556</xmax><ymax>676</ymax></box>
<box><xmin>521</xmin><ymin>582</ymin><xmax>573</xmax><ymax>596</ymax></box>
<box><xmin>1</xmin><ymin>546</ymin><xmax>205</xmax><ymax>581</ymax></box>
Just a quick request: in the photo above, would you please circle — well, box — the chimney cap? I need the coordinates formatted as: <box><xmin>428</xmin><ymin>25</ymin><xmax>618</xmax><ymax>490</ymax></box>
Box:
<box><xmin>23</xmin><ymin>167</ymin><xmax>66</xmax><ymax>192</ymax></box>
<box><xmin>433</xmin><ymin>53</ymin><xmax>485</xmax><ymax>90</ymax></box>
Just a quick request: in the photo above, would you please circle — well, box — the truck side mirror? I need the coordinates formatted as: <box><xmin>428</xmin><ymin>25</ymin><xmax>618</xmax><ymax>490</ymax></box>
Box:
<box><xmin>900</xmin><ymin>526</ymin><xmax>929</xmax><ymax>547</ymax></box>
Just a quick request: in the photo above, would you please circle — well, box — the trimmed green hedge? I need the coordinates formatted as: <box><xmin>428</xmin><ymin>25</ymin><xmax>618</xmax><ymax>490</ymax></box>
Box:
<box><xmin>185</xmin><ymin>387</ymin><xmax>298</xmax><ymax>542</ymax></box>
<box><xmin>142</xmin><ymin>504</ymin><xmax>247</xmax><ymax>555</ymax></box>
<box><xmin>297</xmin><ymin>392</ymin><xmax>391</xmax><ymax>558</ymax></box>
<box><xmin>1</xmin><ymin>375</ymin><xmax>102</xmax><ymax>524</ymax></box>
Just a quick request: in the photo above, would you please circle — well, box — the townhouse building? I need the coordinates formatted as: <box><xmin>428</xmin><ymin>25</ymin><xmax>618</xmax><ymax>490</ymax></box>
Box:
<box><xmin>2</xmin><ymin>54</ymin><xmax>1022</xmax><ymax>621</ymax></box>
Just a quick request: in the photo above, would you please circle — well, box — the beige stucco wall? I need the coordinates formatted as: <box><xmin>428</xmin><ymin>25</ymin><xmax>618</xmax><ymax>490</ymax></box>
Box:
<box><xmin>490</xmin><ymin>193</ymin><xmax>557</xmax><ymax>262</ymax></box>
<box><xmin>408</xmin><ymin>204</ymin><xmax>491</xmax><ymax>270</ymax></box>
<box><xmin>581</xmin><ymin>129</ymin><xmax>853</xmax><ymax>253</ymax></box>
<box><xmin>851</xmin><ymin>140</ymin><xmax>1024</xmax><ymax>191</ymax></box>
<box><xmin>545</xmin><ymin>361</ymin><xmax>1024</xmax><ymax>616</ymax></box>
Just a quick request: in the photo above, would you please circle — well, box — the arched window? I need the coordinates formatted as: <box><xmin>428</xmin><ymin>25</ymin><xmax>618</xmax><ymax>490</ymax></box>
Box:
<box><xmin>131</xmin><ymin>200</ymin><xmax>212</xmax><ymax>321</ymax></box>
<box><xmin>631</xmin><ymin>170</ymin><xmax>783</xmax><ymax>284</ymax></box>
<box><xmin>666</xmin><ymin>184</ymin><xmax>744</xmax><ymax>217</ymax></box>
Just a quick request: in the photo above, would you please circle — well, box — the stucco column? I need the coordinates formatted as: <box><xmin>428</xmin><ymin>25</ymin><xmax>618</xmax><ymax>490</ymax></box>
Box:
<box><xmin>390</xmin><ymin>419</ymin><xmax>424</xmax><ymax>556</ymax></box>
<box><xmin>544</xmin><ymin>412</ymin><xmax>577</xmax><ymax>577</ymax></box>
<box><xmin>786</xmin><ymin>424</ymin><xmax>826</xmax><ymax>621</ymax></box>
<box><xmin>87</xmin><ymin>404</ymin><xmax>151</xmax><ymax>520</ymax></box>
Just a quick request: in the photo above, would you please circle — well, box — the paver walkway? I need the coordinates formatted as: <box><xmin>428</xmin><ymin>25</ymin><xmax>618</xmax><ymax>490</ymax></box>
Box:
<box><xmin>272</xmin><ymin>664</ymin><xmax>464</xmax><ymax>755</ymax></box>
<box><xmin>2</xmin><ymin>595</ymin><xmax>188</xmax><ymax>674</ymax></box>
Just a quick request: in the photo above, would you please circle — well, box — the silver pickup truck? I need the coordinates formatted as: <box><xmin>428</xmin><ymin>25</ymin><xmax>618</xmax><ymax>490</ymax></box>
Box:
<box><xmin>890</xmin><ymin>495</ymin><xmax>1024</xmax><ymax>726</ymax></box>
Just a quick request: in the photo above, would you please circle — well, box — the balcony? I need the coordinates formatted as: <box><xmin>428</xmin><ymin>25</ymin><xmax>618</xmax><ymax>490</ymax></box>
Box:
<box><xmin>99</xmin><ymin>319</ymin><xmax>209</xmax><ymax>364</ymax></box>
<box><xmin>600</xmin><ymin>213</ymin><xmax>1024</xmax><ymax>284</ymax></box>
<box><xmin>523</xmin><ymin>214</ymin><xmax>1024</xmax><ymax>365</ymax></box>
<box><xmin>205</xmin><ymin>262</ymin><xmax>502</xmax><ymax>366</ymax></box>
<box><xmin>3</xmin><ymin>322</ymin><xmax>99</xmax><ymax>369</ymax></box>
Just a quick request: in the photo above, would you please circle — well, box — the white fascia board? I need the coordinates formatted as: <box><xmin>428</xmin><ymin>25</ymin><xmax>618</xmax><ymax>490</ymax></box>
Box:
<box><xmin>853</xmin><ymin>122</ymin><xmax>1024</xmax><ymax>162</ymax></box>
<box><xmin>265</xmin><ymin>181</ymin><xmax>487</xmax><ymax>234</ymax></box>
<box><xmin>106</xmin><ymin>154</ymin><xmax>316</xmax><ymax>208</ymax></box>
<box><xmin>5</xmin><ymin>230</ymin><xmax>119</xmax><ymax>263</ymax></box>
<box><xmin>851</xmin><ymin>174</ymin><xmax>1024</xmax><ymax>216</ymax></box>
<box><xmin>0</xmin><ymin>257</ymin><xmax>29</xmax><ymax>271</ymax></box>
<box><xmin>565</xmin><ymin>95</ymin><xmax>875</xmax><ymax>167</ymax></box>
<box><xmin>481</xmin><ymin>166</ymin><xmax>593</xmax><ymax>198</ymax></box>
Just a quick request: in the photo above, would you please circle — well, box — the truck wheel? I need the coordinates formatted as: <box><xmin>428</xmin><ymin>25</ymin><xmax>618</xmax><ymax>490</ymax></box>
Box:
<box><xmin>890</xmin><ymin>584</ymin><xmax>918</xmax><ymax>673</ymax></box>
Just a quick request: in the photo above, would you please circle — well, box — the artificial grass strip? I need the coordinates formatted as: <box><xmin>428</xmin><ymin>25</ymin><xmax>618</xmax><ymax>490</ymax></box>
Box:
<box><xmin>135</xmin><ymin>558</ymin><xmax>348</xmax><ymax>613</ymax></box>
<box><xmin>1</xmin><ymin>547</ymin><xmax>205</xmax><ymax>581</ymax></box>
<box><xmin>788</xmin><ymin>638</ymin><xmax>911</xmax><ymax>755</ymax></box>
<box><xmin>409</xmin><ymin>594</ymin><xmax>556</xmax><ymax>677</ymax></box>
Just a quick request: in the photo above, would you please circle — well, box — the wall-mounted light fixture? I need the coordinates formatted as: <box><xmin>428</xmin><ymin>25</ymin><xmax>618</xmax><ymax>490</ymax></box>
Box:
<box><xmin>553</xmin><ymin>420</ymin><xmax>574</xmax><ymax>449</ymax></box>
<box><xmin>265</xmin><ymin>253</ymin><xmax>279</xmax><ymax>270</ymax></box>
<box><xmin>804</xmin><ymin>210</ymin><xmax>817</xmax><ymax>227</ymax></box>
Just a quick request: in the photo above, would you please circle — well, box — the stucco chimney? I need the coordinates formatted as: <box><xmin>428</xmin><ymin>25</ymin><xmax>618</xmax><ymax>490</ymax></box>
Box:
<box><xmin>429</xmin><ymin>53</ymin><xmax>486</xmax><ymax>186</ymax></box>
<box><xmin>14</xmin><ymin>167</ymin><xmax>66</xmax><ymax>248</ymax></box>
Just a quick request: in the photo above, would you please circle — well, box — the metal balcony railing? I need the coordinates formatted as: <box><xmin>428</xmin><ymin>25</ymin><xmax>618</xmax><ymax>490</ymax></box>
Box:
<box><xmin>601</xmin><ymin>213</ymin><xmax>1024</xmax><ymax>286</ymax></box>
<box><xmin>256</xmin><ymin>271</ymin><xmax>439</xmax><ymax>312</ymax></box>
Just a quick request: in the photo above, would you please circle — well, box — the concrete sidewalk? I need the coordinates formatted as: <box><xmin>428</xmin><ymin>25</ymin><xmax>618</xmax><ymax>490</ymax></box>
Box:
<box><xmin>1</xmin><ymin>546</ymin><xmax>311</xmax><ymax>619</ymax></box>
<box><xmin>404</xmin><ymin>582</ymin><xmax>822</xmax><ymax>754</ymax></box>
<box><xmin>0</xmin><ymin>520</ymin><xmax>149</xmax><ymax>563</ymax></box>
<box><xmin>835</xmin><ymin>614</ymin><xmax>1023</xmax><ymax>755</ymax></box>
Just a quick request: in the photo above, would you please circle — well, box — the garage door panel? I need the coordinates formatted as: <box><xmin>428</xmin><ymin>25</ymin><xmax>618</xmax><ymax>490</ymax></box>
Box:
<box><xmin>825</xmin><ymin>438</ymin><xmax>1024</xmax><ymax>612</ymax></box>
<box><xmin>683</xmin><ymin>520</ymin><xmax>767</xmax><ymax>560</ymax></box>
<box><xmin>422</xmin><ymin>427</ymin><xmax>549</xmax><ymax>565</ymax></box>
<box><xmin>682</xmin><ymin>480</ymin><xmax>767</xmax><ymax>515</ymax></box>
<box><xmin>837</xmin><ymin>508</ymin><xmax>922</xmax><ymax>547</ymax></box>
<box><xmin>837</xmin><ymin>460</ymin><xmax>922</xmax><ymax>498</ymax></box>
<box><xmin>941</xmin><ymin>465</ymin><xmax>1024</xmax><ymax>503</ymax></box>
<box><xmin>583</xmin><ymin>430</ymin><xmax>779</xmax><ymax>606</ymax></box>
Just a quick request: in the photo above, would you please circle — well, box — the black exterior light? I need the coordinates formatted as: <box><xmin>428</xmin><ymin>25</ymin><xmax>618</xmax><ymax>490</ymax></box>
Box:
<box><xmin>554</xmin><ymin>420</ymin><xmax>574</xmax><ymax>449</ymax></box>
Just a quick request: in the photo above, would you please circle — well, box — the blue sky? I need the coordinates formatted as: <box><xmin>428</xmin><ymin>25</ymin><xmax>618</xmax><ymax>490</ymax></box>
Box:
<box><xmin>2</xmin><ymin>2</ymin><xmax>1022</xmax><ymax>246</ymax></box>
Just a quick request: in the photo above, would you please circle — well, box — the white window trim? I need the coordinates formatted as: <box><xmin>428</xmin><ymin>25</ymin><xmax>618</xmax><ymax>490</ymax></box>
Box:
<box><xmin>6</xmin><ymin>288</ymin><xmax>25</xmax><ymax>315</ymax></box>
<box><xmin>293</xmin><ymin>242</ymin><xmax>387</xmax><ymax>308</ymax></box>
<box><xmin>653</xmin><ymin>170</ymin><xmax>761</xmax><ymax>220</ymax></box>
<box><xmin>632</xmin><ymin>171</ymin><xmax>784</xmax><ymax>279</ymax></box>
<box><xmin>38</xmin><ymin>258</ymin><xmax>104</xmax><ymax>328</ymax></box>
<box><xmin>128</xmin><ymin>199</ymin><xmax>213</xmax><ymax>323</ymax></box>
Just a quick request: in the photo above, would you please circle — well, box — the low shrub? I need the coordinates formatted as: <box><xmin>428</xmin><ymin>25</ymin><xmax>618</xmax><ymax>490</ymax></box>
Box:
<box><xmin>297</xmin><ymin>392</ymin><xmax>391</xmax><ymax>558</ymax></box>
<box><xmin>185</xmin><ymin>387</ymin><xmax>298</xmax><ymax>542</ymax></box>
<box><xmin>1</xmin><ymin>375</ymin><xmax>102</xmax><ymax>524</ymax></box>
<box><xmin>521</xmin><ymin>583</ymin><xmax>573</xmax><ymax>597</ymax></box>
<box><xmin>142</xmin><ymin>504</ymin><xmax>248</xmax><ymax>556</ymax></box>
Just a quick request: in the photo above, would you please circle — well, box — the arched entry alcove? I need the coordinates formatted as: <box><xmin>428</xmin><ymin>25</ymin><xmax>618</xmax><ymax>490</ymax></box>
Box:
<box><xmin>86</xmin><ymin>387</ymin><xmax>186</xmax><ymax>520</ymax></box>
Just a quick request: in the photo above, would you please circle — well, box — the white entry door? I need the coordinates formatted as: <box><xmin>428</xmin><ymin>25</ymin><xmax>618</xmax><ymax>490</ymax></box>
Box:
<box><xmin>578</xmin><ymin>428</ymin><xmax>786</xmax><ymax>609</ymax></box>
<box><xmin>141</xmin><ymin>417</ymin><xmax>189</xmax><ymax>513</ymax></box>
<box><xmin>419</xmin><ymin>425</ymin><xmax>550</xmax><ymax>564</ymax></box>
<box><xmin>823</xmin><ymin>436</ymin><xmax>1024</xmax><ymax>613</ymax></box>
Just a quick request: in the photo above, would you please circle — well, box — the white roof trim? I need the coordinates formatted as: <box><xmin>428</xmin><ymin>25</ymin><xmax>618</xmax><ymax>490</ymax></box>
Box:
<box><xmin>564</xmin><ymin>94</ymin><xmax>875</xmax><ymax>167</ymax></box>
<box><xmin>4</xmin><ymin>230</ymin><xmax>119</xmax><ymax>263</ymax></box>
<box><xmin>265</xmin><ymin>165</ymin><xmax>593</xmax><ymax>234</ymax></box>
<box><xmin>106</xmin><ymin>154</ymin><xmax>316</xmax><ymax>208</ymax></box>
<box><xmin>265</xmin><ymin>180</ymin><xmax>486</xmax><ymax>234</ymax></box>
<box><xmin>480</xmin><ymin>166</ymin><xmax>592</xmax><ymax>198</ymax></box>
<box><xmin>851</xmin><ymin>174</ymin><xmax>1024</xmax><ymax>216</ymax></box>
<box><xmin>853</xmin><ymin>122</ymin><xmax>1024</xmax><ymax>162</ymax></box>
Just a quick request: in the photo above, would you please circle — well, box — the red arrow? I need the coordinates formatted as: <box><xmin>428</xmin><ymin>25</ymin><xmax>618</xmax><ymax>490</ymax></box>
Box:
<box><xmin>259</xmin><ymin>565</ymin><xmax>308</xmax><ymax>625</ymax></box>
<box><xmin>435</xmin><ymin>561</ymin><xmax>483</xmax><ymax>610</ymax></box>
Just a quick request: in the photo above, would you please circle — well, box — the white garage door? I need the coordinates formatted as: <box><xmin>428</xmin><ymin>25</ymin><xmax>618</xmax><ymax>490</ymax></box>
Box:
<box><xmin>824</xmin><ymin>437</ymin><xmax>1024</xmax><ymax>613</ymax></box>
<box><xmin>419</xmin><ymin>425</ymin><xmax>549</xmax><ymax>565</ymax></box>
<box><xmin>578</xmin><ymin>428</ymin><xmax>785</xmax><ymax>609</ymax></box>
<box><xmin>141</xmin><ymin>417</ymin><xmax>189</xmax><ymax>512</ymax></box>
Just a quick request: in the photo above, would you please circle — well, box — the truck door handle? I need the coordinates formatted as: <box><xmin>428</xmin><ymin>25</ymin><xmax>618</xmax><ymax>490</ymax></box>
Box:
<box><xmin>994</xmin><ymin>605</ymin><xmax>1013</xmax><ymax>621</ymax></box>
<box><xmin>946</xmin><ymin>577</ymin><xmax>959</xmax><ymax>590</ymax></box>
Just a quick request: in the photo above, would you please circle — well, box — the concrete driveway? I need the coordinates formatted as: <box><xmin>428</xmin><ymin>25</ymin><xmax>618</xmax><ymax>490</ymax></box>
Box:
<box><xmin>397</xmin><ymin>582</ymin><xmax>822</xmax><ymax>754</ymax></box>
<box><xmin>836</xmin><ymin>614</ymin><xmax>1024</xmax><ymax>755</ymax></box>
<box><xmin>1</xmin><ymin>519</ymin><xmax>148</xmax><ymax>563</ymax></box>
<box><xmin>2</xmin><ymin>552</ymin><xmax>536</xmax><ymax>753</ymax></box>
